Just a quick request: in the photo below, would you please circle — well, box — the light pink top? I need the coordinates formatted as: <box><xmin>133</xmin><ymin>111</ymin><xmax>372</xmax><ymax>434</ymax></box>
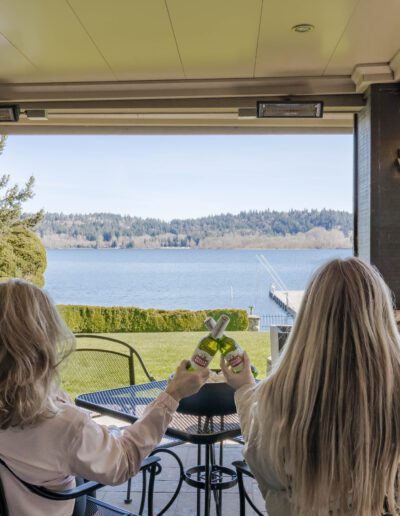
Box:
<box><xmin>0</xmin><ymin>391</ymin><xmax>178</xmax><ymax>516</ymax></box>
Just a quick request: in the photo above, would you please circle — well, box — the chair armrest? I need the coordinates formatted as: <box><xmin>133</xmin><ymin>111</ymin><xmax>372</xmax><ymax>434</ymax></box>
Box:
<box><xmin>30</xmin><ymin>457</ymin><xmax>160</xmax><ymax>501</ymax></box>
<box><xmin>140</xmin><ymin>455</ymin><xmax>161</xmax><ymax>471</ymax></box>
<box><xmin>232</xmin><ymin>460</ymin><xmax>255</xmax><ymax>479</ymax></box>
<box><xmin>4</xmin><ymin>454</ymin><xmax>160</xmax><ymax>503</ymax></box>
<box><xmin>25</xmin><ymin>480</ymin><xmax>104</xmax><ymax>501</ymax></box>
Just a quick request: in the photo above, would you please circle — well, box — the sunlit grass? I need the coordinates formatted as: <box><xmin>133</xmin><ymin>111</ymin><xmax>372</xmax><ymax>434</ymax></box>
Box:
<box><xmin>60</xmin><ymin>331</ymin><xmax>270</xmax><ymax>399</ymax></box>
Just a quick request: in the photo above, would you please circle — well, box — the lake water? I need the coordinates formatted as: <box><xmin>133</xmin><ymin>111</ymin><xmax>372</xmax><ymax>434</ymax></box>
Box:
<box><xmin>45</xmin><ymin>248</ymin><xmax>352</xmax><ymax>319</ymax></box>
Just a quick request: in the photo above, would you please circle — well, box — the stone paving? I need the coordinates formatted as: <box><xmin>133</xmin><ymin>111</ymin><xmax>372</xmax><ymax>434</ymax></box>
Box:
<box><xmin>99</xmin><ymin>442</ymin><xmax>267</xmax><ymax>516</ymax></box>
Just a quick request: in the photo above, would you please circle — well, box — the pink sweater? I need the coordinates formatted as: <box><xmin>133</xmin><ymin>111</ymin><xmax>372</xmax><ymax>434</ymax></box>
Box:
<box><xmin>0</xmin><ymin>391</ymin><xmax>178</xmax><ymax>516</ymax></box>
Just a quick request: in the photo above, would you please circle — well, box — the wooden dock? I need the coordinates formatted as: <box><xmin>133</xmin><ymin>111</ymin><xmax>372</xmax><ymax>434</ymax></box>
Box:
<box><xmin>269</xmin><ymin>288</ymin><xmax>304</xmax><ymax>316</ymax></box>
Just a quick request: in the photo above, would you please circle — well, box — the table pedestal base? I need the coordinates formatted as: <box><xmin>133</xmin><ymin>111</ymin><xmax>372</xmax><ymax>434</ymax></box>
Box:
<box><xmin>184</xmin><ymin>464</ymin><xmax>237</xmax><ymax>490</ymax></box>
<box><xmin>183</xmin><ymin>443</ymin><xmax>237</xmax><ymax>516</ymax></box>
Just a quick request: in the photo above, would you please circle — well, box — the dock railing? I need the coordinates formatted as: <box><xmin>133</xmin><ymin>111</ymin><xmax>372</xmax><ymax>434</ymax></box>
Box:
<box><xmin>260</xmin><ymin>313</ymin><xmax>294</xmax><ymax>331</ymax></box>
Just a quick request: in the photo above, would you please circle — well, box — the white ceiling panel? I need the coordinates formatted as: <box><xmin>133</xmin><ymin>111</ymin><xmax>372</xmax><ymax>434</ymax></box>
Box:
<box><xmin>0</xmin><ymin>0</ymin><xmax>397</xmax><ymax>89</ymax></box>
<box><xmin>68</xmin><ymin>0</ymin><xmax>184</xmax><ymax>81</ymax></box>
<box><xmin>167</xmin><ymin>0</ymin><xmax>262</xmax><ymax>79</ymax></box>
<box><xmin>325</xmin><ymin>0</ymin><xmax>400</xmax><ymax>75</ymax></box>
<box><xmin>255</xmin><ymin>0</ymin><xmax>358</xmax><ymax>77</ymax></box>
<box><xmin>0</xmin><ymin>33</ymin><xmax>37</xmax><ymax>82</ymax></box>
<box><xmin>0</xmin><ymin>0</ymin><xmax>114</xmax><ymax>83</ymax></box>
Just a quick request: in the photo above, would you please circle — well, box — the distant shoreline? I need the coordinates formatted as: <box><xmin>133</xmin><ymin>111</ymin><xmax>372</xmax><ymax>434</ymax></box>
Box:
<box><xmin>45</xmin><ymin>245</ymin><xmax>352</xmax><ymax>251</ymax></box>
<box><xmin>37</xmin><ymin>209</ymin><xmax>353</xmax><ymax>252</ymax></box>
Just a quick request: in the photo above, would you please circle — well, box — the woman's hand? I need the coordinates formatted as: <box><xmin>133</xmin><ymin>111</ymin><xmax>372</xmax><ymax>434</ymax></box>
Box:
<box><xmin>220</xmin><ymin>352</ymin><xmax>255</xmax><ymax>391</ymax></box>
<box><xmin>166</xmin><ymin>360</ymin><xmax>209</xmax><ymax>402</ymax></box>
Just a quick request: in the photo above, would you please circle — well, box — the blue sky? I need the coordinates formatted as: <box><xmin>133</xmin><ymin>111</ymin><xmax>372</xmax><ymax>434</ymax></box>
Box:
<box><xmin>0</xmin><ymin>135</ymin><xmax>353</xmax><ymax>220</ymax></box>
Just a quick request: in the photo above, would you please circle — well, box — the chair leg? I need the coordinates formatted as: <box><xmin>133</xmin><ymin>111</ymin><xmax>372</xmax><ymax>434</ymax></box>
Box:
<box><xmin>237</xmin><ymin>469</ymin><xmax>246</xmax><ymax>516</ymax></box>
<box><xmin>147</xmin><ymin>463</ymin><xmax>159</xmax><ymax>516</ymax></box>
<box><xmin>149</xmin><ymin>448</ymin><xmax>184</xmax><ymax>516</ymax></box>
<box><xmin>124</xmin><ymin>477</ymin><xmax>132</xmax><ymax>504</ymax></box>
<box><xmin>138</xmin><ymin>468</ymin><xmax>147</xmax><ymax>515</ymax></box>
<box><xmin>235</xmin><ymin>465</ymin><xmax>264</xmax><ymax>516</ymax></box>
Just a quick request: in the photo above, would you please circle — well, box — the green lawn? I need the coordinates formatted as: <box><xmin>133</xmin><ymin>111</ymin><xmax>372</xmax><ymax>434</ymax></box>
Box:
<box><xmin>60</xmin><ymin>331</ymin><xmax>270</xmax><ymax>399</ymax></box>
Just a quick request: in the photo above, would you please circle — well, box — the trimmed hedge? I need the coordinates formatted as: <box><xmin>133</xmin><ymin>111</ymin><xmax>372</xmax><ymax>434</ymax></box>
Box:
<box><xmin>58</xmin><ymin>305</ymin><xmax>249</xmax><ymax>333</ymax></box>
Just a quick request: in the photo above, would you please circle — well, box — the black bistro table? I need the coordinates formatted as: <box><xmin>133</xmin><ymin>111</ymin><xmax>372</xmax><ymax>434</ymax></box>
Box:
<box><xmin>76</xmin><ymin>380</ymin><xmax>242</xmax><ymax>516</ymax></box>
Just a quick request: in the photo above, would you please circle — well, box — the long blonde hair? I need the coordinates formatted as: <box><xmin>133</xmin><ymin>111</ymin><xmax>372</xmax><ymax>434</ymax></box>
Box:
<box><xmin>258</xmin><ymin>258</ymin><xmax>400</xmax><ymax>515</ymax></box>
<box><xmin>0</xmin><ymin>279</ymin><xmax>74</xmax><ymax>429</ymax></box>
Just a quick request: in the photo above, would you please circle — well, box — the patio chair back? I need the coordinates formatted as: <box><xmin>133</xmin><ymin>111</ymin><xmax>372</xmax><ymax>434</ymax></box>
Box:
<box><xmin>61</xmin><ymin>334</ymin><xmax>155</xmax><ymax>399</ymax></box>
<box><xmin>0</xmin><ymin>470</ymin><xmax>136</xmax><ymax>516</ymax></box>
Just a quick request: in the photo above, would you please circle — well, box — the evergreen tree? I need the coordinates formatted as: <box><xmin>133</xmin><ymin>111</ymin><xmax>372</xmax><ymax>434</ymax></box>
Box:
<box><xmin>0</xmin><ymin>136</ymin><xmax>46</xmax><ymax>286</ymax></box>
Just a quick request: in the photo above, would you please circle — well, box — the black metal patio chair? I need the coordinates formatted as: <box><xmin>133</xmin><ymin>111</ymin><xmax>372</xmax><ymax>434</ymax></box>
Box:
<box><xmin>232</xmin><ymin>460</ymin><xmax>264</xmax><ymax>516</ymax></box>
<box><xmin>0</xmin><ymin>455</ymin><xmax>160</xmax><ymax>516</ymax></box>
<box><xmin>62</xmin><ymin>334</ymin><xmax>185</xmax><ymax>514</ymax></box>
<box><xmin>63</xmin><ymin>334</ymin><xmax>156</xmax><ymax>397</ymax></box>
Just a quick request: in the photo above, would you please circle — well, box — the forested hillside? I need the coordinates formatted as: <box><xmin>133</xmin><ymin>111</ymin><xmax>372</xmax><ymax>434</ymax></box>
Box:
<box><xmin>35</xmin><ymin>209</ymin><xmax>353</xmax><ymax>249</ymax></box>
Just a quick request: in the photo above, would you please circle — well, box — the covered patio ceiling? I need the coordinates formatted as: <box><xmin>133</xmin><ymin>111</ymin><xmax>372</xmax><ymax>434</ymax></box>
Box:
<box><xmin>0</xmin><ymin>0</ymin><xmax>399</xmax><ymax>134</ymax></box>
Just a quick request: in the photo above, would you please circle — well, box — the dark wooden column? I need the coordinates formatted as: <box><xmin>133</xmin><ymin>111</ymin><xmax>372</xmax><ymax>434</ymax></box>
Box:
<box><xmin>355</xmin><ymin>83</ymin><xmax>400</xmax><ymax>309</ymax></box>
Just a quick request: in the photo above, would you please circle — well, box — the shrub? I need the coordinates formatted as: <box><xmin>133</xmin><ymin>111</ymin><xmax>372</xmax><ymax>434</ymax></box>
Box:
<box><xmin>58</xmin><ymin>305</ymin><xmax>248</xmax><ymax>333</ymax></box>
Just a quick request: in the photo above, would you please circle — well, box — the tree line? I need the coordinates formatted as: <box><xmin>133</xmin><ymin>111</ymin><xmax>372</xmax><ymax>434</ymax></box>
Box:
<box><xmin>36</xmin><ymin>209</ymin><xmax>353</xmax><ymax>249</ymax></box>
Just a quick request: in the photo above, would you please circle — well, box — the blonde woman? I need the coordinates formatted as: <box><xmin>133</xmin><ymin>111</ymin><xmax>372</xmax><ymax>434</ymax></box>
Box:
<box><xmin>0</xmin><ymin>279</ymin><xmax>208</xmax><ymax>516</ymax></box>
<box><xmin>221</xmin><ymin>258</ymin><xmax>400</xmax><ymax>515</ymax></box>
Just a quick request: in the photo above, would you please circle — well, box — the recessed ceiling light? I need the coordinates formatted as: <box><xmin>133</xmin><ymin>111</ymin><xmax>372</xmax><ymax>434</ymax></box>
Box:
<box><xmin>292</xmin><ymin>24</ymin><xmax>314</xmax><ymax>33</ymax></box>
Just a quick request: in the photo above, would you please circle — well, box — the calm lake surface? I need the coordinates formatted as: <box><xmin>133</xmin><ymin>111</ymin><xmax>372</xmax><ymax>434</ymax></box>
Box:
<box><xmin>45</xmin><ymin>248</ymin><xmax>352</xmax><ymax>318</ymax></box>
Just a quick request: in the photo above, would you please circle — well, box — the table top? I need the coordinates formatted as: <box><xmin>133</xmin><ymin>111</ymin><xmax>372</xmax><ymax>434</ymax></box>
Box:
<box><xmin>75</xmin><ymin>380</ymin><xmax>242</xmax><ymax>445</ymax></box>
